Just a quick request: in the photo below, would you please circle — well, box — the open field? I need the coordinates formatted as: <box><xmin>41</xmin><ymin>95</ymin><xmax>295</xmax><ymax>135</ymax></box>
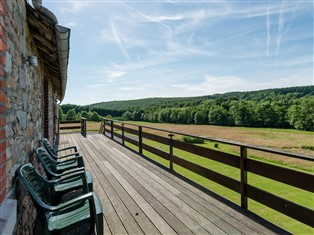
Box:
<box><xmin>128</xmin><ymin>122</ymin><xmax>314</xmax><ymax>171</ymax></box>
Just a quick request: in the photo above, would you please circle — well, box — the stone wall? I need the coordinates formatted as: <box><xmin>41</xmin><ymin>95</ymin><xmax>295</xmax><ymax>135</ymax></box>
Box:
<box><xmin>0</xmin><ymin>0</ymin><xmax>60</xmax><ymax>233</ymax></box>
<box><xmin>45</xmin><ymin>79</ymin><xmax>56</xmax><ymax>144</ymax></box>
<box><xmin>0</xmin><ymin>0</ymin><xmax>8</xmax><ymax>204</ymax></box>
<box><xmin>4</xmin><ymin>0</ymin><xmax>44</xmax><ymax>196</ymax></box>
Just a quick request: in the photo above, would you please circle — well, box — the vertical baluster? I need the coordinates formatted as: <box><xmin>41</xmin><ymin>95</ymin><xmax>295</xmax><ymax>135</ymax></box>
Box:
<box><xmin>111</xmin><ymin>120</ymin><xmax>114</xmax><ymax>139</ymax></box>
<box><xmin>240</xmin><ymin>146</ymin><xmax>248</xmax><ymax>209</ymax></box>
<box><xmin>121</xmin><ymin>123</ymin><xmax>125</xmax><ymax>145</ymax></box>
<box><xmin>139</xmin><ymin>126</ymin><xmax>143</xmax><ymax>154</ymax></box>
<box><xmin>169</xmin><ymin>133</ymin><xmax>174</xmax><ymax>171</ymax></box>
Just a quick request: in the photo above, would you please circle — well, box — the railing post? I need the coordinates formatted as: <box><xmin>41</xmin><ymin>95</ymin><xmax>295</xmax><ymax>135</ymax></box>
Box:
<box><xmin>121</xmin><ymin>124</ymin><xmax>125</xmax><ymax>145</ymax></box>
<box><xmin>240</xmin><ymin>146</ymin><xmax>248</xmax><ymax>209</ymax></box>
<box><xmin>99</xmin><ymin>118</ymin><xmax>104</xmax><ymax>134</ymax></box>
<box><xmin>81</xmin><ymin>118</ymin><xmax>86</xmax><ymax>137</ymax></box>
<box><xmin>103</xmin><ymin>119</ymin><xmax>107</xmax><ymax>136</ymax></box>
<box><xmin>169</xmin><ymin>133</ymin><xmax>174</xmax><ymax>171</ymax></box>
<box><xmin>110</xmin><ymin>120</ymin><xmax>114</xmax><ymax>139</ymax></box>
<box><xmin>139</xmin><ymin>126</ymin><xmax>143</xmax><ymax>154</ymax></box>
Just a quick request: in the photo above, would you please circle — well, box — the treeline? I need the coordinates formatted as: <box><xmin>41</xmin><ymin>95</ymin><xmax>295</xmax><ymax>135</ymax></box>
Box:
<box><xmin>59</xmin><ymin>108</ymin><xmax>109</xmax><ymax>122</ymax></box>
<box><xmin>121</xmin><ymin>97</ymin><xmax>313</xmax><ymax>130</ymax></box>
<box><xmin>60</xmin><ymin>86</ymin><xmax>314</xmax><ymax>131</ymax></box>
<box><xmin>60</xmin><ymin>104</ymin><xmax>124</xmax><ymax>118</ymax></box>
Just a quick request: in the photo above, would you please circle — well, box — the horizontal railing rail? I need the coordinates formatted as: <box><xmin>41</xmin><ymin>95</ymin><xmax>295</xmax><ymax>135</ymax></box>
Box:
<box><xmin>101</xmin><ymin>118</ymin><xmax>314</xmax><ymax>228</ymax></box>
<box><xmin>60</xmin><ymin>118</ymin><xmax>86</xmax><ymax>137</ymax></box>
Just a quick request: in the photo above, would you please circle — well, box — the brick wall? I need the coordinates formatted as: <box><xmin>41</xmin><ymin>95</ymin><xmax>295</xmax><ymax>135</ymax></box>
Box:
<box><xmin>0</xmin><ymin>0</ymin><xmax>8</xmax><ymax>204</ymax></box>
<box><xmin>43</xmin><ymin>78</ymin><xmax>55</xmax><ymax>143</ymax></box>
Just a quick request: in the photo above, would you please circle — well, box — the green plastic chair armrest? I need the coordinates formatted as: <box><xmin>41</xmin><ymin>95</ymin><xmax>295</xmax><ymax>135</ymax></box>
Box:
<box><xmin>57</xmin><ymin>167</ymin><xmax>86</xmax><ymax>177</ymax></box>
<box><xmin>51</xmin><ymin>192</ymin><xmax>94</xmax><ymax>212</ymax></box>
<box><xmin>57</xmin><ymin>155</ymin><xmax>83</xmax><ymax>164</ymax></box>
<box><xmin>56</xmin><ymin>145</ymin><xmax>78</xmax><ymax>153</ymax></box>
<box><xmin>56</xmin><ymin>152</ymin><xmax>80</xmax><ymax>159</ymax></box>
<box><xmin>57</xmin><ymin>155</ymin><xmax>85</xmax><ymax>169</ymax></box>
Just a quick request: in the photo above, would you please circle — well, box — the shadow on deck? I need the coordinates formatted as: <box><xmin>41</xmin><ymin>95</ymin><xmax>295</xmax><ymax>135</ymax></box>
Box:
<box><xmin>59</xmin><ymin>133</ymin><xmax>288</xmax><ymax>235</ymax></box>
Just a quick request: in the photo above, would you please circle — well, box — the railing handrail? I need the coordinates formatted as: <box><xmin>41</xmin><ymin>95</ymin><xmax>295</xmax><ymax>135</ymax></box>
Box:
<box><xmin>103</xmin><ymin>118</ymin><xmax>314</xmax><ymax>161</ymax></box>
<box><xmin>59</xmin><ymin>118</ymin><xmax>86</xmax><ymax>137</ymax></box>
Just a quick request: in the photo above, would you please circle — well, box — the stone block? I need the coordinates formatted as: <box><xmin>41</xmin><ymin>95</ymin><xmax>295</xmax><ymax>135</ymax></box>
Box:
<box><xmin>16</xmin><ymin>110</ymin><xmax>26</xmax><ymax>129</ymax></box>
<box><xmin>4</xmin><ymin>52</ymin><xmax>11</xmax><ymax>74</ymax></box>
<box><xmin>19</xmin><ymin>67</ymin><xmax>26</xmax><ymax>89</ymax></box>
<box><xmin>0</xmin><ymin>199</ymin><xmax>17</xmax><ymax>235</ymax></box>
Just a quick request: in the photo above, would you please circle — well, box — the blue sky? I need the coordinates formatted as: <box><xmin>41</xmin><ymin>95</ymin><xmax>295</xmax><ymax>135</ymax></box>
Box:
<box><xmin>43</xmin><ymin>1</ymin><xmax>313</xmax><ymax>105</ymax></box>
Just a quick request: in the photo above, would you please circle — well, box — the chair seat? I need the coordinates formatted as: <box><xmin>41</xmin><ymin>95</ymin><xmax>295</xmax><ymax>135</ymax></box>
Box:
<box><xmin>48</xmin><ymin>193</ymin><xmax>102</xmax><ymax>232</ymax></box>
<box><xmin>54</xmin><ymin>171</ymin><xmax>93</xmax><ymax>193</ymax></box>
<box><xmin>56</xmin><ymin>160</ymin><xmax>79</xmax><ymax>171</ymax></box>
<box><xmin>48</xmin><ymin>199</ymin><xmax>90</xmax><ymax>231</ymax></box>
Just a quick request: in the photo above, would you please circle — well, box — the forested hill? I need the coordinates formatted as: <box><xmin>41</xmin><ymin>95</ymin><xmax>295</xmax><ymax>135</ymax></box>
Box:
<box><xmin>60</xmin><ymin>86</ymin><xmax>314</xmax><ymax>131</ymax></box>
<box><xmin>79</xmin><ymin>86</ymin><xmax>314</xmax><ymax>111</ymax></box>
<box><xmin>86</xmin><ymin>96</ymin><xmax>206</xmax><ymax>111</ymax></box>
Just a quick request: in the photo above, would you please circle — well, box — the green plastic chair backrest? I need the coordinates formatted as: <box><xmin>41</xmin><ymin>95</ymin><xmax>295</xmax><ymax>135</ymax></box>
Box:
<box><xmin>42</xmin><ymin>138</ymin><xmax>58</xmax><ymax>156</ymax></box>
<box><xmin>36</xmin><ymin>147</ymin><xmax>59</xmax><ymax>177</ymax></box>
<box><xmin>18</xmin><ymin>163</ymin><xmax>53</xmax><ymax>207</ymax></box>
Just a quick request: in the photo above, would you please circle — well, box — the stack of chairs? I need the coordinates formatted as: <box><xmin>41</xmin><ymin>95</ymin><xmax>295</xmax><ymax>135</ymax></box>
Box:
<box><xmin>17</xmin><ymin>138</ymin><xmax>103</xmax><ymax>235</ymax></box>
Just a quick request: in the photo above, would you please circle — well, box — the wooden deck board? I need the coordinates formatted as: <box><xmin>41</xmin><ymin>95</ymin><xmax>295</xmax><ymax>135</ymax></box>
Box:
<box><xmin>59</xmin><ymin>133</ymin><xmax>287</xmax><ymax>235</ymax></box>
<box><xmin>71</xmin><ymin>133</ymin><xmax>162</xmax><ymax>235</ymax></box>
<box><xmin>88</xmin><ymin>136</ymin><xmax>202</xmax><ymax>235</ymax></box>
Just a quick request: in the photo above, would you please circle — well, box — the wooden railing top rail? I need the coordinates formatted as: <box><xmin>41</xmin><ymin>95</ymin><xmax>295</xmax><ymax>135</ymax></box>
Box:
<box><xmin>103</xmin><ymin>118</ymin><xmax>314</xmax><ymax>162</ymax></box>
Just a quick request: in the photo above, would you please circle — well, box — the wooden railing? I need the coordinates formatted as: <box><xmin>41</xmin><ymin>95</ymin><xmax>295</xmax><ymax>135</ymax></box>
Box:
<box><xmin>59</xmin><ymin>118</ymin><xmax>86</xmax><ymax>137</ymax></box>
<box><xmin>101</xmin><ymin>118</ymin><xmax>314</xmax><ymax>228</ymax></box>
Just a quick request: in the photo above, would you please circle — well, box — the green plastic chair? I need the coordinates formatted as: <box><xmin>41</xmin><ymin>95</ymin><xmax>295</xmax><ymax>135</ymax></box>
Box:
<box><xmin>18</xmin><ymin>163</ymin><xmax>103</xmax><ymax>235</ymax></box>
<box><xmin>36</xmin><ymin>147</ymin><xmax>93</xmax><ymax>192</ymax></box>
<box><xmin>36</xmin><ymin>147</ymin><xmax>84</xmax><ymax>177</ymax></box>
<box><xmin>42</xmin><ymin>138</ymin><xmax>80</xmax><ymax>160</ymax></box>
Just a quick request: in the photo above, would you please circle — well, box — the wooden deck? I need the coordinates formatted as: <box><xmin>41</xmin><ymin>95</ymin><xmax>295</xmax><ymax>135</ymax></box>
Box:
<box><xmin>59</xmin><ymin>133</ymin><xmax>287</xmax><ymax>235</ymax></box>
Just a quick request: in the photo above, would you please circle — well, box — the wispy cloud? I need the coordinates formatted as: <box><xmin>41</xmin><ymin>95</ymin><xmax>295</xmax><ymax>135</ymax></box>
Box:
<box><xmin>59</xmin><ymin>2</ymin><xmax>93</xmax><ymax>14</ymax></box>
<box><xmin>64</xmin><ymin>21</ymin><xmax>77</xmax><ymax>28</ymax></box>
<box><xmin>109</xmin><ymin>20</ymin><xmax>132</xmax><ymax>62</ymax></box>
<box><xmin>119</xmin><ymin>87</ymin><xmax>142</xmax><ymax>91</ymax></box>
<box><xmin>276</xmin><ymin>1</ymin><xmax>285</xmax><ymax>56</ymax></box>
<box><xmin>266</xmin><ymin>4</ymin><xmax>271</xmax><ymax>57</ymax></box>
<box><xmin>172</xmin><ymin>75</ymin><xmax>250</xmax><ymax>94</ymax></box>
<box><xmin>85</xmin><ymin>84</ymin><xmax>106</xmax><ymax>89</ymax></box>
<box><xmin>106</xmin><ymin>71</ymin><xmax>125</xmax><ymax>80</ymax></box>
<box><xmin>119</xmin><ymin>2</ymin><xmax>172</xmax><ymax>31</ymax></box>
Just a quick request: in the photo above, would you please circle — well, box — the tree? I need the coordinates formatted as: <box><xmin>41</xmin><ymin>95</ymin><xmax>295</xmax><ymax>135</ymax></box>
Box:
<box><xmin>81</xmin><ymin>111</ymin><xmax>89</xmax><ymax>119</ymax></box>
<box><xmin>177</xmin><ymin>108</ymin><xmax>189</xmax><ymax>124</ymax></box>
<box><xmin>194</xmin><ymin>110</ymin><xmax>208</xmax><ymax>124</ymax></box>
<box><xmin>287</xmin><ymin>97</ymin><xmax>314</xmax><ymax>131</ymax></box>
<box><xmin>169</xmin><ymin>109</ymin><xmax>178</xmax><ymax>123</ymax></box>
<box><xmin>208</xmin><ymin>106</ymin><xmax>233</xmax><ymax>126</ymax></box>
<box><xmin>76</xmin><ymin>112</ymin><xmax>81</xmax><ymax>120</ymax></box>
<box><xmin>122</xmin><ymin>111</ymin><xmax>132</xmax><ymax>120</ymax></box>
<box><xmin>158</xmin><ymin>109</ymin><xmax>170</xmax><ymax>123</ymax></box>
<box><xmin>58</xmin><ymin>106</ymin><xmax>64</xmax><ymax>120</ymax></box>
<box><xmin>66</xmin><ymin>109</ymin><xmax>77</xmax><ymax>120</ymax></box>
<box><xmin>230</xmin><ymin>101</ymin><xmax>255</xmax><ymax>126</ymax></box>
<box><xmin>90</xmin><ymin>111</ymin><xmax>102</xmax><ymax>122</ymax></box>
